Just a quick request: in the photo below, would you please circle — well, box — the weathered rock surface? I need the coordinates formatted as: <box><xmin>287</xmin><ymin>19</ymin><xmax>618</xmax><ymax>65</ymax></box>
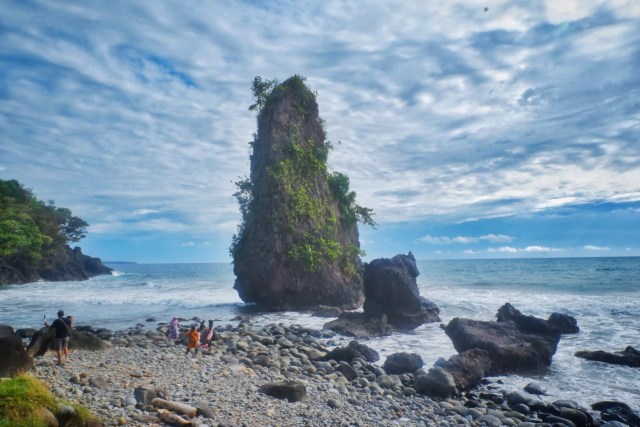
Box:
<box><xmin>259</xmin><ymin>381</ymin><xmax>307</xmax><ymax>402</ymax></box>
<box><xmin>27</xmin><ymin>327</ymin><xmax>111</xmax><ymax>357</ymax></box>
<box><xmin>323</xmin><ymin>312</ymin><xmax>392</xmax><ymax>338</ymax></box>
<box><xmin>417</xmin><ymin>304</ymin><xmax>571</xmax><ymax>396</ymax></box>
<box><xmin>324</xmin><ymin>340</ymin><xmax>380</xmax><ymax>363</ymax></box>
<box><xmin>0</xmin><ymin>245</ymin><xmax>112</xmax><ymax>286</ymax></box>
<box><xmin>232</xmin><ymin>76</ymin><xmax>364</xmax><ymax>310</ymax></box>
<box><xmin>383</xmin><ymin>352</ymin><xmax>424</xmax><ymax>374</ymax></box>
<box><xmin>592</xmin><ymin>401</ymin><xmax>640</xmax><ymax>426</ymax></box>
<box><xmin>575</xmin><ymin>346</ymin><xmax>640</xmax><ymax>368</ymax></box>
<box><xmin>363</xmin><ymin>253</ymin><xmax>440</xmax><ymax>329</ymax></box>
<box><xmin>445</xmin><ymin>316</ymin><xmax>560</xmax><ymax>372</ymax></box>
<box><xmin>497</xmin><ymin>302</ymin><xmax>579</xmax><ymax>335</ymax></box>
<box><xmin>0</xmin><ymin>324</ymin><xmax>33</xmax><ymax>376</ymax></box>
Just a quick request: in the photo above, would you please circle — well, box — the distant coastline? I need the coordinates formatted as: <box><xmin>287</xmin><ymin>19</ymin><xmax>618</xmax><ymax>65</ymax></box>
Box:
<box><xmin>104</xmin><ymin>261</ymin><xmax>138</xmax><ymax>264</ymax></box>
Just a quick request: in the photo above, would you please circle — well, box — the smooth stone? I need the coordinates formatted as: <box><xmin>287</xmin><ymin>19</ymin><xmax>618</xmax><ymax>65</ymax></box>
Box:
<box><xmin>524</xmin><ymin>381</ymin><xmax>546</xmax><ymax>395</ymax></box>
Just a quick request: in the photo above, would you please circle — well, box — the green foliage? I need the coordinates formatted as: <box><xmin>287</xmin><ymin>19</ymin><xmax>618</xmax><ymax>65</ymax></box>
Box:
<box><xmin>0</xmin><ymin>375</ymin><xmax>100</xmax><ymax>426</ymax></box>
<box><xmin>232</xmin><ymin>76</ymin><xmax>375</xmax><ymax>275</ymax></box>
<box><xmin>248</xmin><ymin>76</ymin><xmax>278</xmax><ymax>114</ymax></box>
<box><xmin>0</xmin><ymin>374</ymin><xmax>56</xmax><ymax>425</ymax></box>
<box><xmin>0</xmin><ymin>179</ymin><xmax>89</xmax><ymax>267</ymax></box>
<box><xmin>329</xmin><ymin>172</ymin><xmax>377</xmax><ymax>227</ymax></box>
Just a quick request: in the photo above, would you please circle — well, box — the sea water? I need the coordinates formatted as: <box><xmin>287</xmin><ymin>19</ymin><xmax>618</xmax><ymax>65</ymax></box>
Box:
<box><xmin>0</xmin><ymin>257</ymin><xmax>638</xmax><ymax>408</ymax></box>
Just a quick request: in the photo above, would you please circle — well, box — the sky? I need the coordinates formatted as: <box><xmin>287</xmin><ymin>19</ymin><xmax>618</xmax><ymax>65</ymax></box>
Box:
<box><xmin>1</xmin><ymin>0</ymin><xmax>639</xmax><ymax>263</ymax></box>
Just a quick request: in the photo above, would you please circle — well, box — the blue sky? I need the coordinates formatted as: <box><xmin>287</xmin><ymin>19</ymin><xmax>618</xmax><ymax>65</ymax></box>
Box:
<box><xmin>1</xmin><ymin>0</ymin><xmax>639</xmax><ymax>263</ymax></box>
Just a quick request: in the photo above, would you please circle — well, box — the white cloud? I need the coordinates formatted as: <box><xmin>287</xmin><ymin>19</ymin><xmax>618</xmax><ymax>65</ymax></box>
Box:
<box><xmin>488</xmin><ymin>245</ymin><xmax>563</xmax><ymax>253</ymax></box>
<box><xmin>180</xmin><ymin>241</ymin><xmax>195</xmax><ymax>247</ymax></box>
<box><xmin>479</xmin><ymin>234</ymin><xmax>513</xmax><ymax>243</ymax></box>
<box><xmin>582</xmin><ymin>245</ymin><xmax>610</xmax><ymax>251</ymax></box>
<box><xmin>419</xmin><ymin>233</ymin><xmax>514</xmax><ymax>244</ymax></box>
<box><xmin>1</xmin><ymin>0</ymin><xmax>639</xmax><ymax>252</ymax></box>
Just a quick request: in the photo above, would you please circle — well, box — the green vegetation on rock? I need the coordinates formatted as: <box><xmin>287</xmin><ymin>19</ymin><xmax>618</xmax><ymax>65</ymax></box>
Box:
<box><xmin>0</xmin><ymin>179</ymin><xmax>88</xmax><ymax>269</ymax></box>
<box><xmin>0</xmin><ymin>374</ymin><xmax>100</xmax><ymax>426</ymax></box>
<box><xmin>231</xmin><ymin>75</ymin><xmax>375</xmax><ymax>275</ymax></box>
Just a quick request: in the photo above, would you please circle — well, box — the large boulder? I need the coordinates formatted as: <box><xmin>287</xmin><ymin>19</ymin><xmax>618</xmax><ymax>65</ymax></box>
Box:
<box><xmin>497</xmin><ymin>303</ymin><xmax>579</xmax><ymax>335</ymax></box>
<box><xmin>445</xmin><ymin>316</ymin><xmax>560</xmax><ymax>373</ymax></box>
<box><xmin>575</xmin><ymin>346</ymin><xmax>640</xmax><ymax>368</ymax></box>
<box><xmin>323</xmin><ymin>312</ymin><xmax>392</xmax><ymax>338</ymax></box>
<box><xmin>0</xmin><ymin>325</ymin><xmax>33</xmax><ymax>376</ymax></box>
<box><xmin>324</xmin><ymin>340</ymin><xmax>380</xmax><ymax>363</ymax></box>
<box><xmin>414</xmin><ymin>366</ymin><xmax>456</xmax><ymax>398</ymax></box>
<box><xmin>259</xmin><ymin>381</ymin><xmax>307</xmax><ymax>402</ymax></box>
<box><xmin>232</xmin><ymin>76</ymin><xmax>365</xmax><ymax>310</ymax></box>
<box><xmin>436</xmin><ymin>348</ymin><xmax>494</xmax><ymax>390</ymax></box>
<box><xmin>27</xmin><ymin>327</ymin><xmax>110</xmax><ymax>357</ymax></box>
<box><xmin>363</xmin><ymin>253</ymin><xmax>440</xmax><ymax>329</ymax></box>
<box><xmin>383</xmin><ymin>352</ymin><xmax>424</xmax><ymax>374</ymax></box>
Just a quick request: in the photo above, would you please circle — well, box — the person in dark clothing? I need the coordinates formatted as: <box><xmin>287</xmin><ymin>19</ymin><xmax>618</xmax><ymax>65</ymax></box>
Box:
<box><xmin>45</xmin><ymin>309</ymin><xmax>72</xmax><ymax>365</ymax></box>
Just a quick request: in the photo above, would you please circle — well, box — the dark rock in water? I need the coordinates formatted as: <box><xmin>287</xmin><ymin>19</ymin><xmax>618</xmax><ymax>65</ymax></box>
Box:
<box><xmin>0</xmin><ymin>324</ymin><xmax>33</xmax><ymax>376</ymax></box>
<box><xmin>323</xmin><ymin>312</ymin><xmax>392</xmax><ymax>338</ymax></box>
<box><xmin>438</xmin><ymin>348</ymin><xmax>493</xmax><ymax>390</ymax></box>
<box><xmin>232</xmin><ymin>76</ymin><xmax>365</xmax><ymax>310</ymax></box>
<box><xmin>414</xmin><ymin>366</ymin><xmax>456</xmax><ymax>398</ymax></box>
<box><xmin>592</xmin><ymin>401</ymin><xmax>640</xmax><ymax>426</ymax></box>
<box><xmin>575</xmin><ymin>346</ymin><xmax>640</xmax><ymax>368</ymax></box>
<box><xmin>383</xmin><ymin>352</ymin><xmax>424</xmax><ymax>374</ymax></box>
<box><xmin>259</xmin><ymin>380</ymin><xmax>307</xmax><ymax>402</ymax></box>
<box><xmin>363</xmin><ymin>253</ymin><xmax>440</xmax><ymax>329</ymax></box>
<box><xmin>434</xmin><ymin>304</ymin><xmax>568</xmax><ymax>391</ymax></box>
<box><xmin>1</xmin><ymin>245</ymin><xmax>112</xmax><ymax>285</ymax></box>
<box><xmin>547</xmin><ymin>312</ymin><xmax>580</xmax><ymax>334</ymax></box>
<box><xmin>312</xmin><ymin>305</ymin><xmax>342</xmax><ymax>318</ymax></box>
<box><xmin>445</xmin><ymin>316</ymin><xmax>560</xmax><ymax>372</ymax></box>
<box><xmin>524</xmin><ymin>381</ymin><xmax>546</xmax><ymax>395</ymax></box>
<box><xmin>497</xmin><ymin>302</ymin><xmax>578</xmax><ymax>335</ymax></box>
<box><xmin>324</xmin><ymin>340</ymin><xmax>379</xmax><ymax>363</ymax></box>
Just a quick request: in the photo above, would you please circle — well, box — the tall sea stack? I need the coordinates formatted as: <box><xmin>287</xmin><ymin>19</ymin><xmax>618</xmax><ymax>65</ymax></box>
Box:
<box><xmin>231</xmin><ymin>76</ymin><xmax>372</xmax><ymax>310</ymax></box>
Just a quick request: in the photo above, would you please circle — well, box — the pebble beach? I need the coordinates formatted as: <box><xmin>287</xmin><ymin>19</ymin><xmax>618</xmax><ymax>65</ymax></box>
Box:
<box><xmin>27</xmin><ymin>318</ymin><xmax>633</xmax><ymax>427</ymax></box>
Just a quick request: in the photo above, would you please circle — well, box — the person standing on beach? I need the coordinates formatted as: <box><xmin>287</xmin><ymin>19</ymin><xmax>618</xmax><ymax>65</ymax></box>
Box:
<box><xmin>202</xmin><ymin>319</ymin><xmax>217</xmax><ymax>349</ymax></box>
<box><xmin>167</xmin><ymin>316</ymin><xmax>181</xmax><ymax>344</ymax></box>
<box><xmin>44</xmin><ymin>310</ymin><xmax>72</xmax><ymax>365</ymax></box>
<box><xmin>185</xmin><ymin>325</ymin><xmax>200</xmax><ymax>356</ymax></box>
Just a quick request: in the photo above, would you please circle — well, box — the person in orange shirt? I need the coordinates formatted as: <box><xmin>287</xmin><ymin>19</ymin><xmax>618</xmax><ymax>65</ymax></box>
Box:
<box><xmin>185</xmin><ymin>325</ymin><xmax>200</xmax><ymax>356</ymax></box>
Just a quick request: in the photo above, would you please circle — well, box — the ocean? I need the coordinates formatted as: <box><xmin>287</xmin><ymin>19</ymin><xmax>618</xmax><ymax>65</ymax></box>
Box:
<box><xmin>1</xmin><ymin>257</ymin><xmax>638</xmax><ymax>408</ymax></box>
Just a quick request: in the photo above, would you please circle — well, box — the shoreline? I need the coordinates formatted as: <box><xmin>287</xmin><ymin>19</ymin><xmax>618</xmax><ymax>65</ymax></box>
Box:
<box><xmin>24</xmin><ymin>318</ymin><xmax>638</xmax><ymax>427</ymax></box>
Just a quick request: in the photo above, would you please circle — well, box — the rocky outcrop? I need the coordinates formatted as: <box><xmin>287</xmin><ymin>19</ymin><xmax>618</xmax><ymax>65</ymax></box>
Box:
<box><xmin>497</xmin><ymin>302</ymin><xmax>579</xmax><ymax>335</ymax></box>
<box><xmin>232</xmin><ymin>76</ymin><xmax>365</xmax><ymax>310</ymax></box>
<box><xmin>259</xmin><ymin>381</ymin><xmax>307</xmax><ymax>402</ymax></box>
<box><xmin>363</xmin><ymin>253</ymin><xmax>440</xmax><ymax>329</ymax></box>
<box><xmin>0</xmin><ymin>245</ymin><xmax>112</xmax><ymax>285</ymax></box>
<box><xmin>324</xmin><ymin>340</ymin><xmax>380</xmax><ymax>363</ymax></box>
<box><xmin>416</xmin><ymin>303</ymin><xmax>578</xmax><ymax>396</ymax></box>
<box><xmin>575</xmin><ymin>346</ymin><xmax>640</xmax><ymax>368</ymax></box>
<box><xmin>383</xmin><ymin>352</ymin><xmax>424</xmax><ymax>374</ymax></box>
<box><xmin>323</xmin><ymin>312</ymin><xmax>392</xmax><ymax>338</ymax></box>
<box><xmin>0</xmin><ymin>324</ymin><xmax>33</xmax><ymax>376</ymax></box>
<box><xmin>27</xmin><ymin>327</ymin><xmax>111</xmax><ymax>357</ymax></box>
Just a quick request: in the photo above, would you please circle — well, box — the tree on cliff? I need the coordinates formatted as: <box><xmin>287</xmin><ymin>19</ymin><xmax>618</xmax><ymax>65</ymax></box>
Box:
<box><xmin>230</xmin><ymin>75</ymin><xmax>375</xmax><ymax>310</ymax></box>
<box><xmin>0</xmin><ymin>179</ymin><xmax>88</xmax><ymax>267</ymax></box>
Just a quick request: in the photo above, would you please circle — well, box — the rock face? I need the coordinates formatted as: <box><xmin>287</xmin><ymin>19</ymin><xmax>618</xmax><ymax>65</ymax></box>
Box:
<box><xmin>27</xmin><ymin>327</ymin><xmax>111</xmax><ymax>357</ymax></box>
<box><xmin>383</xmin><ymin>352</ymin><xmax>424</xmax><ymax>374</ymax></box>
<box><xmin>575</xmin><ymin>346</ymin><xmax>640</xmax><ymax>368</ymax></box>
<box><xmin>363</xmin><ymin>253</ymin><xmax>440</xmax><ymax>329</ymax></box>
<box><xmin>419</xmin><ymin>303</ymin><xmax>578</xmax><ymax>395</ymax></box>
<box><xmin>0</xmin><ymin>324</ymin><xmax>33</xmax><ymax>376</ymax></box>
<box><xmin>323</xmin><ymin>312</ymin><xmax>392</xmax><ymax>338</ymax></box>
<box><xmin>0</xmin><ymin>245</ymin><xmax>112</xmax><ymax>285</ymax></box>
<box><xmin>232</xmin><ymin>76</ymin><xmax>365</xmax><ymax>310</ymax></box>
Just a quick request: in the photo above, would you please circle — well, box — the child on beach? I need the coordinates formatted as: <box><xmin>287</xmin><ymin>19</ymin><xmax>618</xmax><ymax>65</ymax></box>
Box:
<box><xmin>201</xmin><ymin>319</ymin><xmax>217</xmax><ymax>350</ymax></box>
<box><xmin>167</xmin><ymin>316</ymin><xmax>180</xmax><ymax>344</ymax></box>
<box><xmin>185</xmin><ymin>325</ymin><xmax>200</xmax><ymax>355</ymax></box>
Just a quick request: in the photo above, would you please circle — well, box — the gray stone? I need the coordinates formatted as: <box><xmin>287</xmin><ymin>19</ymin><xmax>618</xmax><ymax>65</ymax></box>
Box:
<box><xmin>414</xmin><ymin>367</ymin><xmax>456</xmax><ymax>398</ymax></box>
<box><xmin>259</xmin><ymin>381</ymin><xmax>307</xmax><ymax>402</ymax></box>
